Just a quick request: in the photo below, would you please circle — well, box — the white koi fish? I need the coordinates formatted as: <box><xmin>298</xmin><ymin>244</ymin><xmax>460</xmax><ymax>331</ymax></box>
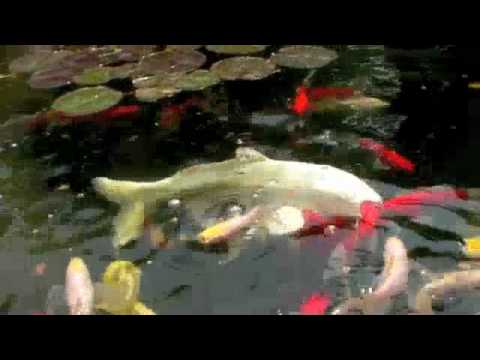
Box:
<box><xmin>93</xmin><ymin>148</ymin><xmax>382</xmax><ymax>249</ymax></box>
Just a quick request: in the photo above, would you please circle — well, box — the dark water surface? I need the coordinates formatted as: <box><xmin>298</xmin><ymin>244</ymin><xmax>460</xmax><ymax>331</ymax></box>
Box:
<box><xmin>0</xmin><ymin>45</ymin><xmax>479</xmax><ymax>315</ymax></box>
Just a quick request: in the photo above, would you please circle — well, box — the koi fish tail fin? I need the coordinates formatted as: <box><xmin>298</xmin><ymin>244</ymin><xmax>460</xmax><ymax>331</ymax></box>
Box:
<box><xmin>92</xmin><ymin>177</ymin><xmax>174</xmax><ymax>249</ymax></box>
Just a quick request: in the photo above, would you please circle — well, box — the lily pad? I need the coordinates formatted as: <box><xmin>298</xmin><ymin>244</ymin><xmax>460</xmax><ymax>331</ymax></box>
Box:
<box><xmin>28</xmin><ymin>66</ymin><xmax>80</xmax><ymax>89</ymax></box>
<box><xmin>59</xmin><ymin>50</ymin><xmax>104</xmax><ymax>71</ymax></box>
<box><xmin>210</xmin><ymin>57</ymin><xmax>278</xmax><ymax>81</ymax></box>
<box><xmin>51</xmin><ymin>86</ymin><xmax>124</xmax><ymax>116</ymax></box>
<box><xmin>175</xmin><ymin>70</ymin><xmax>221</xmax><ymax>91</ymax></box>
<box><xmin>73</xmin><ymin>67</ymin><xmax>114</xmax><ymax>86</ymax></box>
<box><xmin>117</xmin><ymin>45</ymin><xmax>157</xmax><ymax>59</ymax></box>
<box><xmin>135</xmin><ymin>86</ymin><xmax>181</xmax><ymax>103</ymax></box>
<box><xmin>271</xmin><ymin>46</ymin><xmax>339</xmax><ymax>69</ymax></box>
<box><xmin>107</xmin><ymin>63</ymin><xmax>140</xmax><ymax>79</ymax></box>
<box><xmin>166</xmin><ymin>45</ymin><xmax>203</xmax><ymax>51</ymax></box>
<box><xmin>9</xmin><ymin>50</ymin><xmax>74</xmax><ymax>75</ymax></box>
<box><xmin>139</xmin><ymin>49</ymin><xmax>207</xmax><ymax>75</ymax></box>
<box><xmin>91</xmin><ymin>46</ymin><xmax>139</xmax><ymax>64</ymax></box>
<box><xmin>133</xmin><ymin>72</ymin><xmax>184</xmax><ymax>89</ymax></box>
<box><xmin>206</xmin><ymin>45</ymin><xmax>269</xmax><ymax>55</ymax></box>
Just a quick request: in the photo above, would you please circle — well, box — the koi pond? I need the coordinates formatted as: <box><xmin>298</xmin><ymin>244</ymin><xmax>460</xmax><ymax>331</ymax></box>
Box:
<box><xmin>1</xmin><ymin>45</ymin><xmax>480</xmax><ymax>315</ymax></box>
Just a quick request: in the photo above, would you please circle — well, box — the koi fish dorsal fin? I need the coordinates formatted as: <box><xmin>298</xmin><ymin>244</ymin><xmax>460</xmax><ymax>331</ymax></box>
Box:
<box><xmin>235</xmin><ymin>148</ymin><xmax>269</xmax><ymax>163</ymax></box>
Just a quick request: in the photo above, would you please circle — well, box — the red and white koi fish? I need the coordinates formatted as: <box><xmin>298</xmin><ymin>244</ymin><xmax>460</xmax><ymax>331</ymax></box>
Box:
<box><xmin>65</xmin><ymin>258</ymin><xmax>95</xmax><ymax>316</ymax></box>
<box><xmin>359</xmin><ymin>138</ymin><xmax>416</xmax><ymax>174</ymax></box>
<box><xmin>332</xmin><ymin>236</ymin><xmax>409</xmax><ymax>315</ymax></box>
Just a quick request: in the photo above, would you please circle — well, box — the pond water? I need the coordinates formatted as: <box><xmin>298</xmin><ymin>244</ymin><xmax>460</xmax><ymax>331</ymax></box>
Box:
<box><xmin>0</xmin><ymin>45</ymin><xmax>479</xmax><ymax>315</ymax></box>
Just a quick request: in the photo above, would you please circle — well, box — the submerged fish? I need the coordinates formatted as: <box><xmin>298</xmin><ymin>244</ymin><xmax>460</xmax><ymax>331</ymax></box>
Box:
<box><xmin>65</xmin><ymin>258</ymin><xmax>95</xmax><ymax>316</ymax></box>
<box><xmin>290</xmin><ymin>86</ymin><xmax>358</xmax><ymax>116</ymax></box>
<box><xmin>28</xmin><ymin>105</ymin><xmax>142</xmax><ymax>130</ymax></box>
<box><xmin>332</xmin><ymin>236</ymin><xmax>409</xmax><ymax>315</ymax></box>
<box><xmin>415</xmin><ymin>270</ymin><xmax>480</xmax><ymax>315</ymax></box>
<box><xmin>159</xmin><ymin>97</ymin><xmax>207</xmax><ymax>129</ymax></box>
<box><xmin>338</xmin><ymin>96</ymin><xmax>390</xmax><ymax>110</ymax></box>
<box><xmin>93</xmin><ymin>147</ymin><xmax>382</xmax><ymax>249</ymax></box>
<box><xmin>359</xmin><ymin>138</ymin><xmax>415</xmax><ymax>174</ymax></box>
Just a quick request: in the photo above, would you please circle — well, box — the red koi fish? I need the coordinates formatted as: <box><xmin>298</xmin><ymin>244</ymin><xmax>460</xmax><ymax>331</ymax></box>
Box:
<box><xmin>359</xmin><ymin>138</ymin><xmax>416</xmax><ymax>174</ymax></box>
<box><xmin>291</xmin><ymin>86</ymin><xmax>311</xmax><ymax>116</ymax></box>
<box><xmin>341</xmin><ymin>188</ymin><xmax>468</xmax><ymax>252</ymax></box>
<box><xmin>300</xmin><ymin>293</ymin><xmax>332</xmax><ymax>315</ymax></box>
<box><xmin>159</xmin><ymin>97</ymin><xmax>207</xmax><ymax>129</ymax></box>
<box><xmin>342</xmin><ymin>201</ymin><xmax>383</xmax><ymax>252</ymax></box>
<box><xmin>383</xmin><ymin>188</ymin><xmax>468</xmax><ymax>218</ymax></box>
<box><xmin>295</xmin><ymin>209</ymin><xmax>356</xmax><ymax>238</ymax></box>
<box><xmin>28</xmin><ymin>105</ymin><xmax>142</xmax><ymax>130</ymax></box>
<box><xmin>290</xmin><ymin>86</ymin><xmax>356</xmax><ymax>116</ymax></box>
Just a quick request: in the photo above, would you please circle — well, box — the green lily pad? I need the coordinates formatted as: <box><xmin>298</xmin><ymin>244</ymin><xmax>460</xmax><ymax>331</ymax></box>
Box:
<box><xmin>107</xmin><ymin>63</ymin><xmax>141</xmax><ymax>79</ymax></box>
<box><xmin>73</xmin><ymin>67</ymin><xmax>114</xmax><ymax>86</ymax></box>
<box><xmin>271</xmin><ymin>46</ymin><xmax>339</xmax><ymax>69</ymax></box>
<box><xmin>210</xmin><ymin>57</ymin><xmax>278</xmax><ymax>81</ymax></box>
<box><xmin>117</xmin><ymin>45</ymin><xmax>157</xmax><ymax>59</ymax></box>
<box><xmin>206</xmin><ymin>45</ymin><xmax>269</xmax><ymax>55</ymax></box>
<box><xmin>174</xmin><ymin>70</ymin><xmax>221</xmax><ymax>91</ymax></box>
<box><xmin>28</xmin><ymin>65</ymin><xmax>80</xmax><ymax>89</ymax></box>
<box><xmin>51</xmin><ymin>86</ymin><xmax>124</xmax><ymax>117</ymax></box>
<box><xmin>139</xmin><ymin>49</ymin><xmax>207</xmax><ymax>75</ymax></box>
<box><xmin>166</xmin><ymin>45</ymin><xmax>203</xmax><ymax>51</ymax></box>
<box><xmin>132</xmin><ymin>72</ymin><xmax>184</xmax><ymax>89</ymax></box>
<box><xmin>9</xmin><ymin>50</ymin><xmax>74</xmax><ymax>75</ymax></box>
<box><xmin>135</xmin><ymin>86</ymin><xmax>181</xmax><ymax>103</ymax></box>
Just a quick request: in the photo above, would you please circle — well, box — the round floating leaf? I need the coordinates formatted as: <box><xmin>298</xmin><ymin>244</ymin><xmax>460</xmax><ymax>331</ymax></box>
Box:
<box><xmin>139</xmin><ymin>49</ymin><xmax>207</xmax><ymax>75</ymax></box>
<box><xmin>28</xmin><ymin>66</ymin><xmax>80</xmax><ymax>89</ymax></box>
<box><xmin>174</xmin><ymin>70</ymin><xmax>221</xmax><ymax>91</ymax></box>
<box><xmin>73</xmin><ymin>67</ymin><xmax>114</xmax><ymax>86</ymax></box>
<box><xmin>117</xmin><ymin>45</ymin><xmax>157</xmax><ymax>59</ymax></box>
<box><xmin>107</xmin><ymin>63</ymin><xmax>141</xmax><ymax>79</ymax></box>
<box><xmin>132</xmin><ymin>72</ymin><xmax>184</xmax><ymax>89</ymax></box>
<box><xmin>51</xmin><ymin>86</ymin><xmax>124</xmax><ymax>116</ymax></box>
<box><xmin>166</xmin><ymin>45</ymin><xmax>203</xmax><ymax>51</ymax></box>
<box><xmin>59</xmin><ymin>50</ymin><xmax>103</xmax><ymax>71</ymax></box>
<box><xmin>210</xmin><ymin>57</ymin><xmax>278</xmax><ymax>81</ymax></box>
<box><xmin>271</xmin><ymin>46</ymin><xmax>339</xmax><ymax>69</ymax></box>
<box><xmin>135</xmin><ymin>86</ymin><xmax>181</xmax><ymax>103</ymax></box>
<box><xmin>9</xmin><ymin>50</ymin><xmax>74</xmax><ymax>75</ymax></box>
<box><xmin>206</xmin><ymin>45</ymin><xmax>269</xmax><ymax>55</ymax></box>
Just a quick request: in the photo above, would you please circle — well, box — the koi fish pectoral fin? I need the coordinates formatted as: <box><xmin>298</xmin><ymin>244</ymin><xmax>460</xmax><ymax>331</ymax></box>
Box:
<box><xmin>112</xmin><ymin>201</ymin><xmax>146</xmax><ymax>249</ymax></box>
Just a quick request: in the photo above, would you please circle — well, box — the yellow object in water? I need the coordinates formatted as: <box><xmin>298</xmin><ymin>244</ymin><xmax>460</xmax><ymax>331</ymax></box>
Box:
<box><xmin>464</xmin><ymin>237</ymin><xmax>480</xmax><ymax>258</ymax></box>
<box><xmin>198</xmin><ymin>222</ymin><xmax>234</xmax><ymax>244</ymax></box>
<box><xmin>95</xmin><ymin>261</ymin><xmax>156</xmax><ymax>315</ymax></box>
<box><xmin>132</xmin><ymin>302</ymin><xmax>156</xmax><ymax>315</ymax></box>
<box><xmin>469</xmin><ymin>82</ymin><xmax>480</xmax><ymax>90</ymax></box>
